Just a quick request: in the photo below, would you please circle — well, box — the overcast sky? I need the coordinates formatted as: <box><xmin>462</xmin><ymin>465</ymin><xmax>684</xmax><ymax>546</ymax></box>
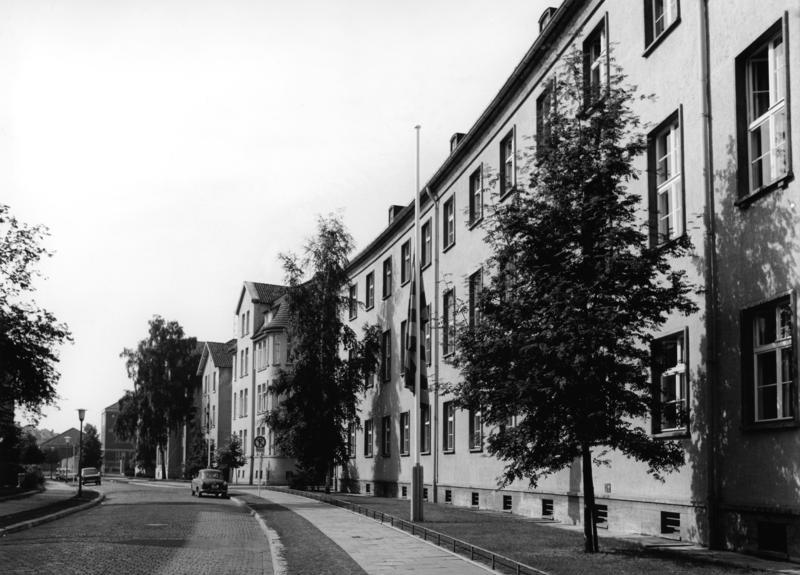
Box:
<box><xmin>2</xmin><ymin>0</ymin><xmax>553</xmax><ymax>434</ymax></box>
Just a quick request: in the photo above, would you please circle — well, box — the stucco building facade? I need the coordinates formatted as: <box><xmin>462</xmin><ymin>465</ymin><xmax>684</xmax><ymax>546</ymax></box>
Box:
<box><xmin>341</xmin><ymin>0</ymin><xmax>800</xmax><ymax>558</ymax></box>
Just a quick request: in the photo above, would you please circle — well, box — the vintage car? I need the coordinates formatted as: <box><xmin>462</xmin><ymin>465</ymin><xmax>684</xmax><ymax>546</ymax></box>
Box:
<box><xmin>80</xmin><ymin>467</ymin><xmax>101</xmax><ymax>485</ymax></box>
<box><xmin>191</xmin><ymin>468</ymin><xmax>228</xmax><ymax>498</ymax></box>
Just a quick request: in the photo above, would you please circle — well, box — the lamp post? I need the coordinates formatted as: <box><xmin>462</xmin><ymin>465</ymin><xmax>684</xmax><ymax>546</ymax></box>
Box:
<box><xmin>77</xmin><ymin>409</ymin><xmax>86</xmax><ymax>497</ymax></box>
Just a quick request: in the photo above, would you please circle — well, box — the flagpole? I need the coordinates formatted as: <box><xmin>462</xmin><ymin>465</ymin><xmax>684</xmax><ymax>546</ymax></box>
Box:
<box><xmin>411</xmin><ymin>124</ymin><xmax>423</xmax><ymax>521</ymax></box>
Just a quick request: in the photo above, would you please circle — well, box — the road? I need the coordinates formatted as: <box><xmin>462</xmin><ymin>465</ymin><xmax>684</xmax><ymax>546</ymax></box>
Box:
<box><xmin>0</xmin><ymin>481</ymin><xmax>272</xmax><ymax>575</ymax></box>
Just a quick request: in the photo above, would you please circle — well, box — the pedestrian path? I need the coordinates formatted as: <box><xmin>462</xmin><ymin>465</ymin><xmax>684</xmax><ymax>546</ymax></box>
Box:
<box><xmin>245</xmin><ymin>488</ymin><xmax>493</xmax><ymax>575</ymax></box>
<box><xmin>0</xmin><ymin>480</ymin><xmax>75</xmax><ymax>518</ymax></box>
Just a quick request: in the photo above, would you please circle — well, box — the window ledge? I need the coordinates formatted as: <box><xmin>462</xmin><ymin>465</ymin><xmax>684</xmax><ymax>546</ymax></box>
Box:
<box><xmin>743</xmin><ymin>418</ymin><xmax>799</xmax><ymax>432</ymax></box>
<box><xmin>499</xmin><ymin>186</ymin><xmax>517</xmax><ymax>203</ymax></box>
<box><xmin>735</xmin><ymin>172</ymin><xmax>794</xmax><ymax>209</ymax></box>
<box><xmin>642</xmin><ymin>17</ymin><xmax>681</xmax><ymax>58</ymax></box>
<box><xmin>468</xmin><ymin>216</ymin><xmax>484</xmax><ymax>230</ymax></box>
<box><xmin>365</xmin><ymin>454</ymin><xmax>373</xmax><ymax>459</ymax></box>
<box><xmin>469</xmin><ymin>447</ymin><xmax>484</xmax><ymax>453</ymax></box>
<box><xmin>421</xmin><ymin>261</ymin><xmax>432</xmax><ymax>272</ymax></box>
<box><xmin>349</xmin><ymin>315</ymin><xmax>357</xmax><ymax>321</ymax></box>
<box><xmin>443</xmin><ymin>351</ymin><xmax>455</xmax><ymax>359</ymax></box>
<box><xmin>400</xmin><ymin>452</ymin><xmax>410</xmax><ymax>457</ymax></box>
<box><xmin>421</xmin><ymin>450</ymin><xmax>431</xmax><ymax>456</ymax></box>
<box><xmin>365</xmin><ymin>304</ymin><xmax>374</xmax><ymax>311</ymax></box>
<box><xmin>653</xmin><ymin>428</ymin><xmax>689</xmax><ymax>440</ymax></box>
<box><xmin>382</xmin><ymin>293</ymin><xmax>392</xmax><ymax>301</ymax></box>
<box><xmin>442</xmin><ymin>241</ymin><xmax>456</xmax><ymax>254</ymax></box>
<box><xmin>443</xmin><ymin>449</ymin><xmax>455</xmax><ymax>455</ymax></box>
<box><xmin>401</xmin><ymin>279</ymin><xmax>410</xmax><ymax>287</ymax></box>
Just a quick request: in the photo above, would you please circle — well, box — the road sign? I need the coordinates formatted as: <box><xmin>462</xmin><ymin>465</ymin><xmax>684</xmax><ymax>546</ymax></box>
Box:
<box><xmin>254</xmin><ymin>435</ymin><xmax>266</xmax><ymax>449</ymax></box>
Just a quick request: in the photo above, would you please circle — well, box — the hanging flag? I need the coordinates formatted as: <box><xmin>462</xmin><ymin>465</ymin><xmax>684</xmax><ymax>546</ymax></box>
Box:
<box><xmin>404</xmin><ymin>256</ymin><xmax>428</xmax><ymax>395</ymax></box>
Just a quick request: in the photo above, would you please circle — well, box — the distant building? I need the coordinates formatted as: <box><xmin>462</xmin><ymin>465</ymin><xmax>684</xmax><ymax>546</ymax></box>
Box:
<box><xmin>41</xmin><ymin>428</ymin><xmax>81</xmax><ymax>475</ymax></box>
<box><xmin>100</xmin><ymin>400</ymin><xmax>135</xmax><ymax>475</ymax></box>
<box><xmin>197</xmin><ymin>340</ymin><xmax>234</xmax><ymax>468</ymax></box>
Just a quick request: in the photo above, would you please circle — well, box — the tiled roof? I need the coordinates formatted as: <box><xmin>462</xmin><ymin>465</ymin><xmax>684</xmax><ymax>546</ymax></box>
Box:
<box><xmin>207</xmin><ymin>341</ymin><xmax>232</xmax><ymax>368</ymax></box>
<box><xmin>264</xmin><ymin>295</ymin><xmax>290</xmax><ymax>332</ymax></box>
<box><xmin>248</xmin><ymin>282</ymin><xmax>285</xmax><ymax>304</ymax></box>
<box><xmin>226</xmin><ymin>338</ymin><xmax>237</xmax><ymax>355</ymax></box>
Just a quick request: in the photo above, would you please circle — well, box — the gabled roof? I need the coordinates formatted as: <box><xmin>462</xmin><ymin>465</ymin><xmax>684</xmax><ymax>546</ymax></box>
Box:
<box><xmin>235</xmin><ymin>282</ymin><xmax>286</xmax><ymax>314</ymax></box>
<box><xmin>196</xmin><ymin>341</ymin><xmax>234</xmax><ymax>375</ymax></box>
<box><xmin>253</xmin><ymin>294</ymin><xmax>291</xmax><ymax>340</ymax></box>
<box><xmin>41</xmin><ymin>427</ymin><xmax>81</xmax><ymax>448</ymax></box>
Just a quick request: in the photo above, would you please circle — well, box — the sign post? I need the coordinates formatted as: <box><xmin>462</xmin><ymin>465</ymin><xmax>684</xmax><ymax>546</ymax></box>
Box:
<box><xmin>254</xmin><ymin>435</ymin><xmax>266</xmax><ymax>497</ymax></box>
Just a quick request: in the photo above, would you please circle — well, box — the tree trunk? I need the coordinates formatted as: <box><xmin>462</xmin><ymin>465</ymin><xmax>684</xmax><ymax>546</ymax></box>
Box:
<box><xmin>582</xmin><ymin>445</ymin><xmax>599</xmax><ymax>553</ymax></box>
<box><xmin>159</xmin><ymin>444</ymin><xmax>167</xmax><ymax>481</ymax></box>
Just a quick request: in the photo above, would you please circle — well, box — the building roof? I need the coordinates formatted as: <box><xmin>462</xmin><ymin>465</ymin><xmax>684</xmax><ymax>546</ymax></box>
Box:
<box><xmin>254</xmin><ymin>294</ymin><xmax>291</xmax><ymax>339</ymax></box>
<box><xmin>40</xmin><ymin>428</ymin><xmax>81</xmax><ymax>448</ymax></box>
<box><xmin>235</xmin><ymin>282</ymin><xmax>286</xmax><ymax>314</ymax></box>
<box><xmin>196</xmin><ymin>341</ymin><xmax>234</xmax><ymax>375</ymax></box>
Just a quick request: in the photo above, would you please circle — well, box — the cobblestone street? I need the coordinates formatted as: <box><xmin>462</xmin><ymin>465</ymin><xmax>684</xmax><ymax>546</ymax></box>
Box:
<box><xmin>0</xmin><ymin>482</ymin><xmax>272</xmax><ymax>575</ymax></box>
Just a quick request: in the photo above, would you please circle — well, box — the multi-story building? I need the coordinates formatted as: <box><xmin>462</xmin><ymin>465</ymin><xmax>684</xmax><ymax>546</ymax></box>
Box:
<box><xmin>252</xmin><ymin>293</ymin><xmax>296</xmax><ymax>484</ymax></box>
<box><xmin>197</xmin><ymin>340</ymin><xmax>234</xmax><ymax>469</ymax></box>
<box><xmin>230</xmin><ymin>281</ymin><xmax>286</xmax><ymax>484</ymax></box>
<box><xmin>40</xmin><ymin>428</ymin><xmax>81</xmax><ymax>475</ymax></box>
<box><xmin>342</xmin><ymin>0</ymin><xmax>800</xmax><ymax>558</ymax></box>
<box><xmin>100</xmin><ymin>400</ymin><xmax>135</xmax><ymax>474</ymax></box>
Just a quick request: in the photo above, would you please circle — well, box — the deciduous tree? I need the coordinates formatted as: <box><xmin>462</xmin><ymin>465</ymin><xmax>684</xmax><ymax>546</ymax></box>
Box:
<box><xmin>266</xmin><ymin>214</ymin><xmax>380</xmax><ymax>490</ymax></box>
<box><xmin>120</xmin><ymin>316</ymin><xmax>199</xmax><ymax>480</ymax></box>
<box><xmin>82</xmin><ymin>423</ymin><xmax>103</xmax><ymax>470</ymax></box>
<box><xmin>450</xmin><ymin>51</ymin><xmax>697</xmax><ymax>552</ymax></box>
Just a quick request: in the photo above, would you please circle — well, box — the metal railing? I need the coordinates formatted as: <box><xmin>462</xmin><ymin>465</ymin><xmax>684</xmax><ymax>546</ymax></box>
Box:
<box><xmin>271</xmin><ymin>487</ymin><xmax>550</xmax><ymax>575</ymax></box>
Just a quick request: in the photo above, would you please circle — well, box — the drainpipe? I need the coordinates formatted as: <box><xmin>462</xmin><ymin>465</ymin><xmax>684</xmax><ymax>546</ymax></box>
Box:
<box><xmin>424</xmin><ymin>186</ymin><xmax>441</xmax><ymax>502</ymax></box>
<box><xmin>699</xmin><ymin>0</ymin><xmax>721</xmax><ymax>550</ymax></box>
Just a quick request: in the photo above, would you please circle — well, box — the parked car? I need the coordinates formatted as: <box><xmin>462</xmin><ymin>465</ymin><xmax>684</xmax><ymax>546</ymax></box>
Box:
<box><xmin>191</xmin><ymin>468</ymin><xmax>228</xmax><ymax>498</ymax></box>
<box><xmin>80</xmin><ymin>467</ymin><xmax>101</xmax><ymax>485</ymax></box>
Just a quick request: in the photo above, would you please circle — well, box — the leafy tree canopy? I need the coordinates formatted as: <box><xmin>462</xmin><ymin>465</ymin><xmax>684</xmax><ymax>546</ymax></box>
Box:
<box><xmin>450</xmin><ymin>51</ymin><xmax>697</xmax><ymax>551</ymax></box>
<box><xmin>216</xmin><ymin>435</ymin><xmax>245</xmax><ymax>474</ymax></box>
<box><xmin>82</xmin><ymin>423</ymin><xmax>103</xmax><ymax>470</ymax></box>
<box><xmin>266</xmin><ymin>214</ymin><xmax>380</xmax><ymax>485</ymax></box>
<box><xmin>119</xmin><ymin>316</ymin><xmax>199</xmax><ymax>479</ymax></box>
<box><xmin>0</xmin><ymin>204</ymin><xmax>72</xmax><ymax>418</ymax></box>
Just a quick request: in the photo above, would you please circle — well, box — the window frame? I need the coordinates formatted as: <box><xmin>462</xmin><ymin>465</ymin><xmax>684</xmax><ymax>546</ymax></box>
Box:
<box><xmin>364</xmin><ymin>419</ymin><xmax>374</xmax><ymax>457</ymax></box>
<box><xmin>365</xmin><ymin>272</ymin><xmax>375</xmax><ymax>310</ymax></box>
<box><xmin>468</xmin><ymin>407</ymin><xmax>483</xmax><ymax>451</ymax></box>
<box><xmin>421</xmin><ymin>403</ymin><xmax>431</xmax><ymax>454</ymax></box>
<box><xmin>382</xmin><ymin>415</ymin><xmax>391</xmax><ymax>457</ymax></box>
<box><xmin>536</xmin><ymin>86</ymin><xmax>553</xmax><ymax>150</ymax></box>
<box><xmin>382</xmin><ymin>257</ymin><xmax>393</xmax><ymax>299</ymax></box>
<box><xmin>742</xmin><ymin>294</ymin><xmax>796</xmax><ymax>429</ymax></box>
<box><xmin>735</xmin><ymin>15</ymin><xmax>793</xmax><ymax>206</ymax></box>
<box><xmin>469</xmin><ymin>269</ymin><xmax>483</xmax><ymax>328</ymax></box>
<box><xmin>443</xmin><ymin>401</ymin><xmax>455</xmax><ymax>453</ymax></box>
<box><xmin>443</xmin><ymin>196</ymin><xmax>456</xmax><ymax>250</ymax></box>
<box><xmin>401</xmin><ymin>240</ymin><xmax>411</xmax><ymax>285</ymax></box>
<box><xmin>424</xmin><ymin>303</ymin><xmax>432</xmax><ymax>366</ymax></box>
<box><xmin>582</xmin><ymin>15</ymin><xmax>610</xmax><ymax>109</ymax></box>
<box><xmin>400</xmin><ymin>411</ymin><xmax>410</xmax><ymax>456</ymax></box>
<box><xmin>647</xmin><ymin>108</ymin><xmax>686</xmax><ymax>247</ymax></box>
<box><xmin>499</xmin><ymin>129</ymin><xmax>516</xmax><ymax>198</ymax></box>
<box><xmin>468</xmin><ymin>165</ymin><xmax>483</xmax><ymax>226</ymax></box>
<box><xmin>400</xmin><ymin>320</ymin><xmax>407</xmax><ymax>378</ymax></box>
<box><xmin>381</xmin><ymin>329</ymin><xmax>392</xmax><ymax>383</ymax></box>
<box><xmin>443</xmin><ymin>288</ymin><xmax>456</xmax><ymax>356</ymax></box>
<box><xmin>421</xmin><ymin>219</ymin><xmax>432</xmax><ymax>269</ymax></box>
<box><xmin>348</xmin><ymin>283</ymin><xmax>358</xmax><ymax>320</ymax></box>
<box><xmin>651</xmin><ymin>328</ymin><xmax>690</xmax><ymax>437</ymax></box>
<box><xmin>643</xmin><ymin>0</ymin><xmax>680</xmax><ymax>56</ymax></box>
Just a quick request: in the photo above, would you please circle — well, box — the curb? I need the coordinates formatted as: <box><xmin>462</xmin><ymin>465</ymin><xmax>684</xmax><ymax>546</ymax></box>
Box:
<box><xmin>0</xmin><ymin>493</ymin><xmax>105</xmax><ymax>537</ymax></box>
<box><xmin>231</xmin><ymin>496</ymin><xmax>287</xmax><ymax>575</ymax></box>
<box><xmin>0</xmin><ymin>488</ymin><xmax>43</xmax><ymax>503</ymax></box>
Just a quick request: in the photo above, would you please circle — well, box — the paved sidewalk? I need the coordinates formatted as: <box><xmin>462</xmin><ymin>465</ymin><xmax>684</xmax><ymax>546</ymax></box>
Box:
<box><xmin>238</xmin><ymin>487</ymin><xmax>494</xmax><ymax>575</ymax></box>
<box><xmin>0</xmin><ymin>480</ymin><xmax>76</xmax><ymax>518</ymax></box>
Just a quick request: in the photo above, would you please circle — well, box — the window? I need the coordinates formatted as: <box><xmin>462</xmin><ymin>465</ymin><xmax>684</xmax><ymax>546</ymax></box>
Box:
<box><xmin>421</xmin><ymin>403</ymin><xmax>431</xmax><ymax>453</ymax></box>
<box><xmin>212</xmin><ymin>405</ymin><xmax>216</xmax><ymax>428</ymax></box>
<box><xmin>469</xmin><ymin>270</ymin><xmax>482</xmax><ymax>328</ymax></box>
<box><xmin>365</xmin><ymin>272</ymin><xmax>375</xmax><ymax>309</ymax></box>
<box><xmin>233</xmin><ymin>391</ymin><xmax>238</xmax><ymax>419</ymax></box>
<box><xmin>536</xmin><ymin>87</ymin><xmax>553</xmax><ymax>150</ymax></box>
<box><xmin>348</xmin><ymin>423</ymin><xmax>356</xmax><ymax>459</ymax></box>
<box><xmin>500</xmin><ymin>130</ymin><xmax>515</xmax><ymax>196</ymax></box>
<box><xmin>243</xmin><ymin>388</ymin><xmax>248</xmax><ymax>417</ymax></box>
<box><xmin>424</xmin><ymin>304</ymin><xmax>432</xmax><ymax>366</ymax></box>
<box><xmin>400</xmin><ymin>320</ymin><xmax>407</xmax><ymax>377</ymax></box>
<box><xmin>246</xmin><ymin>311</ymin><xmax>250</xmax><ymax>334</ymax></box>
<box><xmin>381</xmin><ymin>329</ymin><xmax>392</xmax><ymax>382</ymax></box>
<box><xmin>421</xmin><ymin>219</ymin><xmax>432</xmax><ymax>268</ymax></box>
<box><xmin>213</xmin><ymin>372</ymin><xmax>216</xmax><ymax>392</ymax></box>
<box><xmin>364</xmin><ymin>419</ymin><xmax>374</xmax><ymax>457</ymax></box>
<box><xmin>273</xmin><ymin>336</ymin><xmax>281</xmax><ymax>365</ymax></box>
<box><xmin>469</xmin><ymin>166</ymin><xmax>483</xmax><ymax>224</ymax></box>
<box><xmin>542</xmin><ymin>499</ymin><xmax>554</xmax><ymax>517</ymax></box>
<box><xmin>652</xmin><ymin>330</ymin><xmax>688</xmax><ymax>434</ymax></box>
<box><xmin>595</xmin><ymin>504</ymin><xmax>608</xmax><ymax>528</ymax></box>
<box><xmin>649</xmin><ymin>112</ymin><xmax>684</xmax><ymax>245</ymax></box>
<box><xmin>661</xmin><ymin>511</ymin><xmax>680</xmax><ymax>535</ymax></box>
<box><xmin>445</xmin><ymin>489</ymin><xmax>452</xmax><ymax>503</ymax></box>
<box><xmin>382</xmin><ymin>415</ymin><xmax>391</xmax><ymax>457</ymax></box>
<box><xmin>443</xmin><ymin>288</ymin><xmax>456</xmax><ymax>356</ymax></box>
<box><xmin>471</xmin><ymin>492</ymin><xmax>479</xmax><ymax>506</ymax></box>
<box><xmin>468</xmin><ymin>408</ymin><xmax>482</xmax><ymax>450</ymax></box>
<box><xmin>736</xmin><ymin>18</ymin><xmax>791</xmax><ymax>200</ymax></box>
<box><xmin>744</xmin><ymin>297</ymin><xmax>793</xmax><ymax>423</ymax></box>
<box><xmin>443</xmin><ymin>401</ymin><xmax>455</xmax><ymax>452</ymax></box>
<box><xmin>245</xmin><ymin>348</ymin><xmax>249</xmax><ymax>375</ymax></box>
<box><xmin>644</xmin><ymin>0</ymin><xmax>679</xmax><ymax>51</ymax></box>
<box><xmin>401</xmin><ymin>240</ymin><xmax>411</xmax><ymax>285</ymax></box>
<box><xmin>443</xmin><ymin>196</ymin><xmax>455</xmax><ymax>249</ymax></box>
<box><xmin>382</xmin><ymin>257</ymin><xmax>392</xmax><ymax>298</ymax></box>
<box><xmin>348</xmin><ymin>284</ymin><xmax>358</xmax><ymax>320</ymax></box>
<box><xmin>583</xmin><ymin>18</ymin><xmax>608</xmax><ymax>105</ymax></box>
<box><xmin>400</xmin><ymin>412</ymin><xmax>410</xmax><ymax>455</ymax></box>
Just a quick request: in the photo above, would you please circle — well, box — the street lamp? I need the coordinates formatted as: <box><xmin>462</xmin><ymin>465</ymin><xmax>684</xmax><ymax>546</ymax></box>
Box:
<box><xmin>77</xmin><ymin>409</ymin><xmax>86</xmax><ymax>497</ymax></box>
